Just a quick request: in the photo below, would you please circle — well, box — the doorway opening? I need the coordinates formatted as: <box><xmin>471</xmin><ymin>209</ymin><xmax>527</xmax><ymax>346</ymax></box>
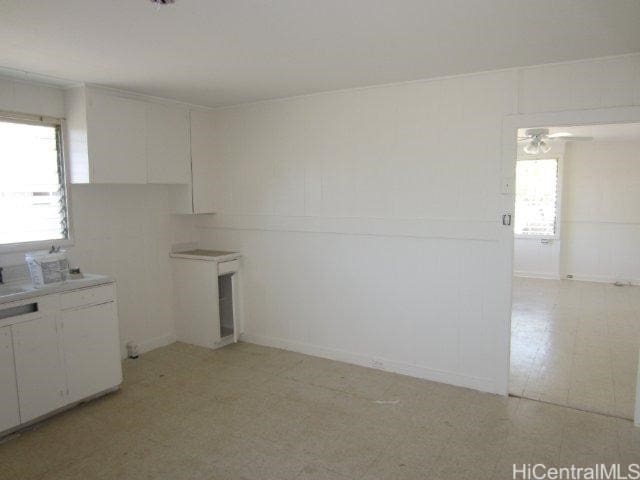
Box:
<box><xmin>508</xmin><ymin>122</ymin><xmax>640</xmax><ymax>420</ymax></box>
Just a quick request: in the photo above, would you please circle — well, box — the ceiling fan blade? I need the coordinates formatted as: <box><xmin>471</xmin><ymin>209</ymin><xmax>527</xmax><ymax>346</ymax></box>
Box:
<box><xmin>556</xmin><ymin>136</ymin><xmax>593</xmax><ymax>141</ymax></box>
<box><xmin>517</xmin><ymin>137</ymin><xmax>531</xmax><ymax>141</ymax></box>
<box><xmin>547</xmin><ymin>133</ymin><xmax>593</xmax><ymax>141</ymax></box>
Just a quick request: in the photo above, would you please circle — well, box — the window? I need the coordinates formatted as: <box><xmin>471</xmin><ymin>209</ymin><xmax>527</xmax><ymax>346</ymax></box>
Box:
<box><xmin>514</xmin><ymin>158</ymin><xmax>558</xmax><ymax>237</ymax></box>
<box><xmin>0</xmin><ymin>116</ymin><xmax>70</xmax><ymax>248</ymax></box>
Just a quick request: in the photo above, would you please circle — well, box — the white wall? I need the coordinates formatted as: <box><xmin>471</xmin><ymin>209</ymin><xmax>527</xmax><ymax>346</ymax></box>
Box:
<box><xmin>3</xmin><ymin>53</ymin><xmax>640</xmax><ymax>393</ymax></box>
<box><xmin>513</xmin><ymin>238</ymin><xmax>561</xmax><ymax>279</ymax></box>
<box><xmin>513</xmin><ymin>139</ymin><xmax>640</xmax><ymax>284</ymax></box>
<box><xmin>0</xmin><ymin>76</ymin><xmax>199</xmax><ymax>356</ymax></box>
<box><xmin>562</xmin><ymin>141</ymin><xmax>640</xmax><ymax>284</ymax></box>
<box><xmin>196</xmin><ymin>54</ymin><xmax>640</xmax><ymax>393</ymax></box>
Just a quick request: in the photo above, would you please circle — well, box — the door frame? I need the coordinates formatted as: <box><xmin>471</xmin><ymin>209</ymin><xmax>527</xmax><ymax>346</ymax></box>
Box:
<box><xmin>499</xmin><ymin>106</ymin><xmax>640</xmax><ymax>426</ymax></box>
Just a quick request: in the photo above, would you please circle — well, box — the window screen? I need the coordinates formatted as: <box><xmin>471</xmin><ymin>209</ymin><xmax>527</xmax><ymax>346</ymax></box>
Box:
<box><xmin>514</xmin><ymin>159</ymin><xmax>558</xmax><ymax>236</ymax></box>
<box><xmin>0</xmin><ymin>118</ymin><xmax>69</xmax><ymax>246</ymax></box>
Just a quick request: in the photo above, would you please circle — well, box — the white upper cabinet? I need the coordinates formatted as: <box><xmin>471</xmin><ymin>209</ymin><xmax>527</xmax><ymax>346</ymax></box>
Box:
<box><xmin>170</xmin><ymin>110</ymin><xmax>217</xmax><ymax>214</ymax></box>
<box><xmin>64</xmin><ymin>85</ymin><xmax>190</xmax><ymax>185</ymax></box>
<box><xmin>86</xmin><ymin>89</ymin><xmax>147</xmax><ymax>183</ymax></box>
<box><xmin>146</xmin><ymin>102</ymin><xmax>190</xmax><ymax>184</ymax></box>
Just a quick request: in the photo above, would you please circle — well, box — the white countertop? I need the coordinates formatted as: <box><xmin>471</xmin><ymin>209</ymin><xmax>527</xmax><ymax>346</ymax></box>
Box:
<box><xmin>169</xmin><ymin>249</ymin><xmax>241</xmax><ymax>262</ymax></box>
<box><xmin>0</xmin><ymin>274</ymin><xmax>114</xmax><ymax>305</ymax></box>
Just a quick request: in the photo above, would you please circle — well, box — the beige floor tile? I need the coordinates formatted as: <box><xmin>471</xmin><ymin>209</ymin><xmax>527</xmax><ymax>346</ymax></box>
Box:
<box><xmin>295</xmin><ymin>464</ymin><xmax>354</xmax><ymax>480</ymax></box>
<box><xmin>510</xmin><ymin>278</ymin><xmax>640</xmax><ymax>419</ymax></box>
<box><xmin>1</xmin><ymin>340</ymin><xmax>638</xmax><ymax>480</ymax></box>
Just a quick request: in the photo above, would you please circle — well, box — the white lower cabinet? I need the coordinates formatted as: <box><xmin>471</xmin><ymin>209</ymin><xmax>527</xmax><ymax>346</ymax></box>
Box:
<box><xmin>12</xmin><ymin>316</ymin><xmax>67</xmax><ymax>423</ymax></box>
<box><xmin>172</xmin><ymin>256</ymin><xmax>241</xmax><ymax>349</ymax></box>
<box><xmin>0</xmin><ymin>282</ymin><xmax>122</xmax><ymax>434</ymax></box>
<box><xmin>0</xmin><ymin>327</ymin><xmax>20</xmax><ymax>431</ymax></box>
<box><xmin>61</xmin><ymin>302</ymin><xmax>122</xmax><ymax>403</ymax></box>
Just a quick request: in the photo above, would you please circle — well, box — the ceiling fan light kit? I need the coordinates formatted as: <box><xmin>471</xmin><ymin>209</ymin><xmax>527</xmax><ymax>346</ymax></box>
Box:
<box><xmin>523</xmin><ymin>137</ymin><xmax>551</xmax><ymax>155</ymax></box>
<box><xmin>519</xmin><ymin>127</ymin><xmax>593</xmax><ymax>155</ymax></box>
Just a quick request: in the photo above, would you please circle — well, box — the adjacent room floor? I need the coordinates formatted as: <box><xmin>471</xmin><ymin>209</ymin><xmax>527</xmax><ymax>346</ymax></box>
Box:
<box><xmin>510</xmin><ymin>277</ymin><xmax>640</xmax><ymax>419</ymax></box>
<box><xmin>1</xmin><ymin>341</ymin><xmax>639</xmax><ymax>480</ymax></box>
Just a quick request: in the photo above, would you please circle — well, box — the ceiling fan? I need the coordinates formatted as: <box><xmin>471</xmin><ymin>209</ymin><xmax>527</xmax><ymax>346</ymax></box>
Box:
<box><xmin>518</xmin><ymin>128</ymin><xmax>593</xmax><ymax>155</ymax></box>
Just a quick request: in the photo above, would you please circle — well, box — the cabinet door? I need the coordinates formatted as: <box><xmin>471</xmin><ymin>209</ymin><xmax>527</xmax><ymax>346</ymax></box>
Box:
<box><xmin>61</xmin><ymin>302</ymin><xmax>122</xmax><ymax>403</ymax></box>
<box><xmin>86</xmin><ymin>89</ymin><xmax>147</xmax><ymax>183</ymax></box>
<box><xmin>190</xmin><ymin>110</ymin><xmax>218</xmax><ymax>213</ymax></box>
<box><xmin>12</xmin><ymin>316</ymin><xmax>67</xmax><ymax>423</ymax></box>
<box><xmin>146</xmin><ymin>103</ymin><xmax>190</xmax><ymax>184</ymax></box>
<box><xmin>172</xmin><ymin>259</ymin><xmax>221</xmax><ymax>347</ymax></box>
<box><xmin>0</xmin><ymin>327</ymin><xmax>20</xmax><ymax>432</ymax></box>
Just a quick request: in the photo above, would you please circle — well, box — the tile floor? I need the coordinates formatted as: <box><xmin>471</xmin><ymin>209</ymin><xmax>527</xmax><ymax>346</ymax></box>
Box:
<box><xmin>1</xmin><ymin>341</ymin><xmax>639</xmax><ymax>480</ymax></box>
<box><xmin>510</xmin><ymin>277</ymin><xmax>640</xmax><ymax>419</ymax></box>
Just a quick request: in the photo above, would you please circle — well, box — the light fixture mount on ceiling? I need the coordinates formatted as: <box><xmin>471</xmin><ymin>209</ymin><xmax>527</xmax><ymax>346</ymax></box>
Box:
<box><xmin>150</xmin><ymin>0</ymin><xmax>175</xmax><ymax>5</ymax></box>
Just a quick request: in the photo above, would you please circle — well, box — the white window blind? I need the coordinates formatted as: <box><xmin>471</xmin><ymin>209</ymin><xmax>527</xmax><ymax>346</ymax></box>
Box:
<box><xmin>0</xmin><ymin>118</ymin><xmax>69</xmax><ymax>246</ymax></box>
<box><xmin>514</xmin><ymin>158</ymin><xmax>558</xmax><ymax>236</ymax></box>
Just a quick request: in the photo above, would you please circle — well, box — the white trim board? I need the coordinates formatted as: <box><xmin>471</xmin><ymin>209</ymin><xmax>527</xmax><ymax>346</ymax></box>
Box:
<box><xmin>195</xmin><ymin>214</ymin><xmax>499</xmax><ymax>243</ymax></box>
<box><xmin>514</xmin><ymin>272</ymin><xmax>640</xmax><ymax>286</ymax></box>
<box><xmin>514</xmin><ymin>272</ymin><xmax>562</xmax><ymax>280</ymax></box>
<box><xmin>240</xmin><ymin>333</ymin><xmax>499</xmax><ymax>395</ymax></box>
<box><xmin>561</xmin><ymin>275</ymin><xmax>640</xmax><ymax>287</ymax></box>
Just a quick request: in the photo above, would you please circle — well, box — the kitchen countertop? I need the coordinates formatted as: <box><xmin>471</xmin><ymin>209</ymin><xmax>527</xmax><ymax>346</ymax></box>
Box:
<box><xmin>0</xmin><ymin>274</ymin><xmax>114</xmax><ymax>305</ymax></box>
<box><xmin>169</xmin><ymin>249</ymin><xmax>241</xmax><ymax>262</ymax></box>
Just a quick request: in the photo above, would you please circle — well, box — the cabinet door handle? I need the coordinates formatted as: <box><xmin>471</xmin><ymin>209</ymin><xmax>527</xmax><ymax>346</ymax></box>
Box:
<box><xmin>502</xmin><ymin>213</ymin><xmax>512</xmax><ymax>226</ymax></box>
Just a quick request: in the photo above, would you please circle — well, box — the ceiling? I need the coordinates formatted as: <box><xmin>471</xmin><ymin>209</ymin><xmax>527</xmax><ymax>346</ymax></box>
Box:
<box><xmin>1</xmin><ymin>1</ymin><xmax>640</xmax><ymax>107</ymax></box>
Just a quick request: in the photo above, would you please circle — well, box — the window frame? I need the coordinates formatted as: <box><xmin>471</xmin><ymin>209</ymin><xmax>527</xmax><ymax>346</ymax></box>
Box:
<box><xmin>513</xmin><ymin>154</ymin><xmax>563</xmax><ymax>241</ymax></box>
<box><xmin>0</xmin><ymin>112</ymin><xmax>74</xmax><ymax>253</ymax></box>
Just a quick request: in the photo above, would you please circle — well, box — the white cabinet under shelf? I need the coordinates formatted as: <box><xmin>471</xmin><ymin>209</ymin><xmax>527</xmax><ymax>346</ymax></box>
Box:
<box><xmin>12</xmin><ymin>315</ymin><xmax>67</xmax><ymax>423</ymax></box>
<box><xmin>171</xmin><ymin>251</ymin><xmax>241</xmax><ymax>349</ymax></box>
<box><xmin>172</xmin><ymin>259</ymin><xmax>222</xmax><ymax>347</ymax></box>
<box><xmin>0</xmin><ymin>327</ymin><xmax>20</xmax><ymax>432</ymax></box>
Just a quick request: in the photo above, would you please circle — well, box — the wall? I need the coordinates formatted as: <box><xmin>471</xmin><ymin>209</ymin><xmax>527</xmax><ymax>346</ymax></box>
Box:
<box><xmin>562</xmin><ymin>140</ymin><xmax>640</xmax><ymax>284</ymax></box>
<box><xmin>3</xmin><ymin>53</ymin><xmax>640</xmax><ymax>393</ymax></box>
<box><xmin>513</xmin><ymin>139</ymin><xmax>640</xmax><ymax>284</ymax></box>
<box><xmin>0</xmin><ymin>76</ymin><xmax>199</xmax><ymax>356</ymax></box>
<box><xmin>196</xmin><ymin>54</ymin><xmax>640</xmax><ymax>393</ymax></box>
<box><xmin>513</xmin><ymin>238</ymin><xmax>561</xmax><ymax>279</ymax></box>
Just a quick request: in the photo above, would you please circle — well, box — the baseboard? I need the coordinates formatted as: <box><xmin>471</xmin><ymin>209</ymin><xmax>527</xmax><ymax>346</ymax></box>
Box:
<box><xmin>562</xmin><ymin>274</ymin><xmax>640</xmax><ymax>286</ymax></box>
<box><xmin>514</xmin><ymin>271</ymin><xmax>561</xmax><ymax>280</ymax></box>
<box><xmin>240</xmin><ymin>332</ymin><xmax>499</xmax><ymax>395</ymax></box>
<box><xmin>121</xmin><ymin>332</ymin><xmax>177</xmax><ymax>358</ymax></box>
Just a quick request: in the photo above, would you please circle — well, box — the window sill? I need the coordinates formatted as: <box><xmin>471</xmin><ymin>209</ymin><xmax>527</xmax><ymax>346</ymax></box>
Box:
<box><xmin>0</xmin><ymin>238</ymin><xmax>74</xmax><ymax>255</ymax></box>
<box><xmin>514</xmin><ymin>234</ymin><xmax>559</xmax><ymax>241</ymax></box>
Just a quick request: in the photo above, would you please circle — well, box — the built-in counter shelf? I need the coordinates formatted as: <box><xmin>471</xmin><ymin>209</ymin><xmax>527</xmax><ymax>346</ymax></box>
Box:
<box><xmin>170</xmin><ymin>250</ymin><xmax>242</xmax><ymax>349</ymax></box>
<box><xmin>0</xmin><ymin>274</ymin><xmax>114</xmax><ymax>307</ymax></box>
